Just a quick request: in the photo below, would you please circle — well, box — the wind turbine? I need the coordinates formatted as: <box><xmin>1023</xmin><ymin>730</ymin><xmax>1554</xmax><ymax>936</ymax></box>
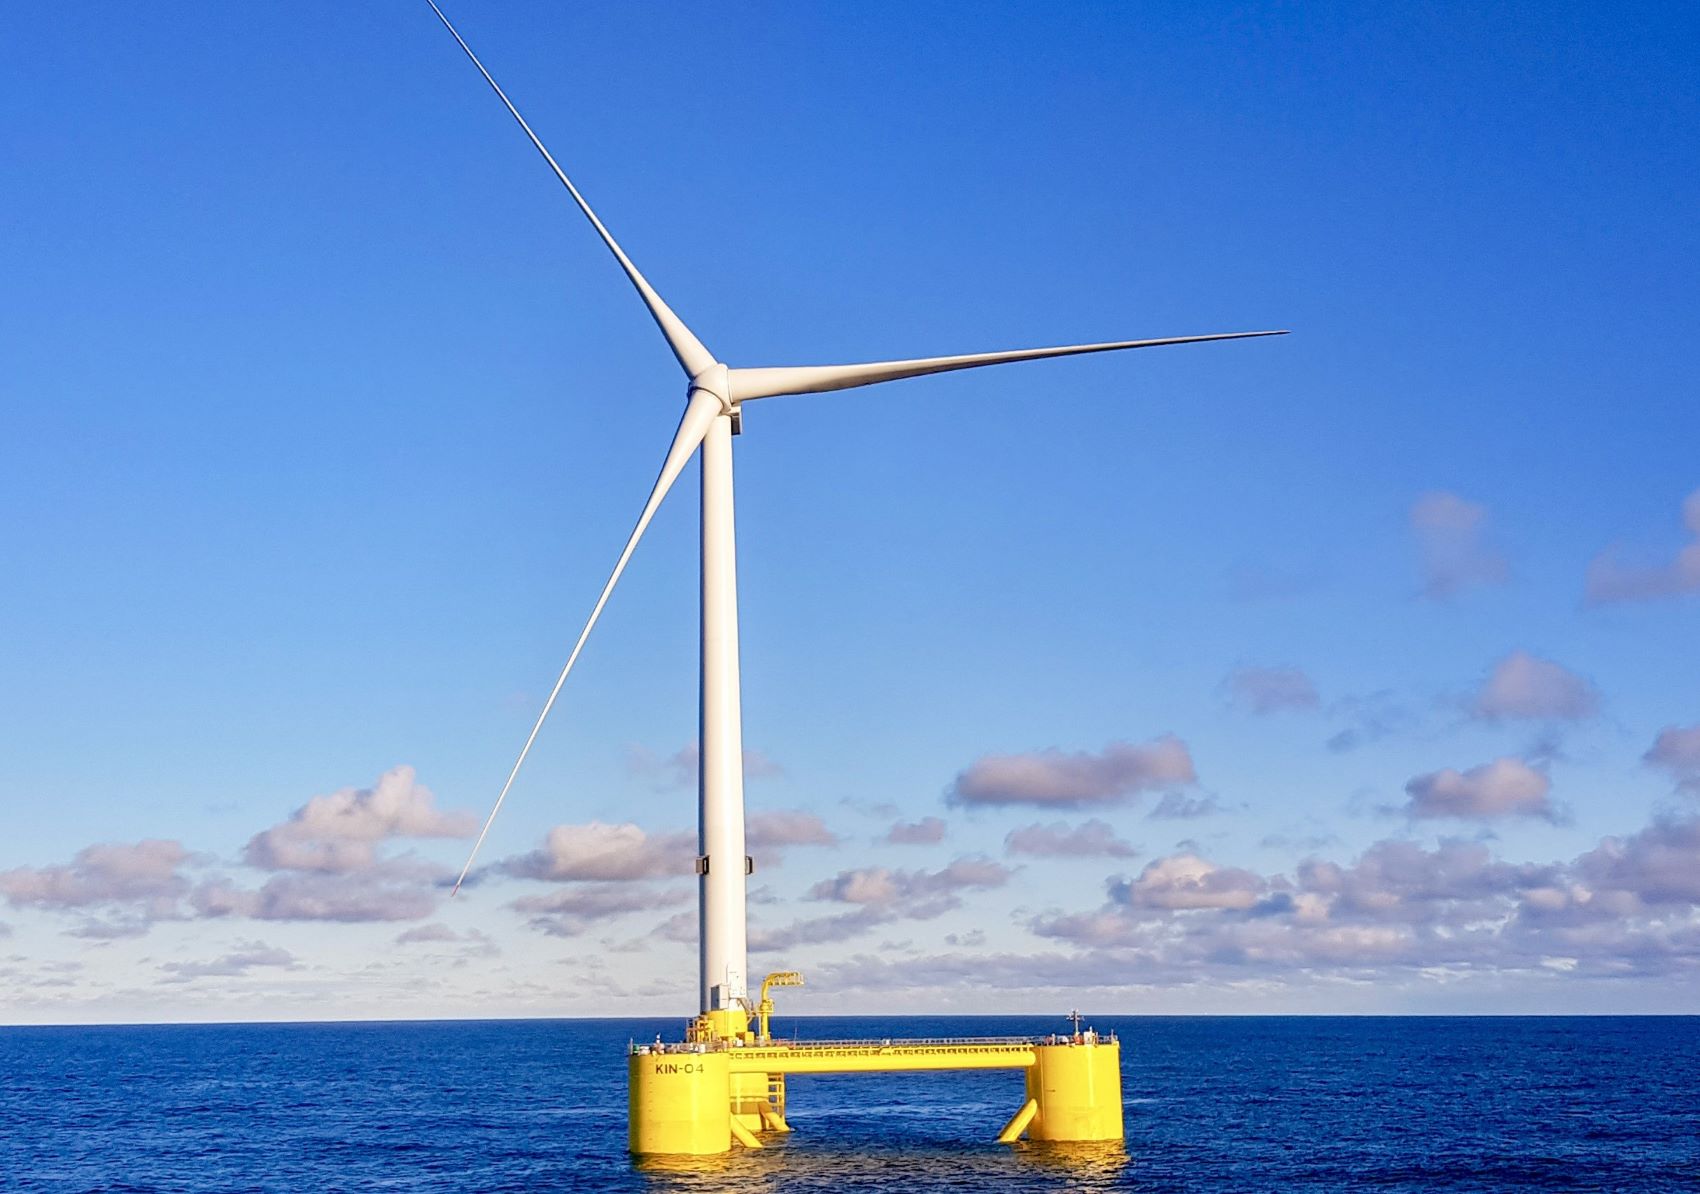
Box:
<box><xmin>428</xmin><ymin>2</ymin><xmax>1285</xmax><ymax>1020</ymax></box>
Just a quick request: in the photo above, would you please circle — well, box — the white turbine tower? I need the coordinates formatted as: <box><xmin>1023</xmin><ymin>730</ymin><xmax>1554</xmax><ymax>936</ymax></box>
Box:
<box><xmin>430</xmin><ymin>3</ymin><xmax>1285</xmax><ymax>1019</ymax></box>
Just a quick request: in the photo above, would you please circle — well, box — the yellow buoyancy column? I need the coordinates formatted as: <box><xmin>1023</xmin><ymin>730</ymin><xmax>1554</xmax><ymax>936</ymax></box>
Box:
<box><xmin>628</xmin><ymin>1049</ymin><xmax>733</xmax><ymax>1155</ymax></box>
<box><xmin>1024</xmin><ymin>1039</ymin><xmax>1123</xmax><ymax>1141</ymax></box>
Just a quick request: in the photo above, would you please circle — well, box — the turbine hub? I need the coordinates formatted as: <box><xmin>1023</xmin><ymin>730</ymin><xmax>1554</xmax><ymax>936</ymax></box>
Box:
<box><xmin>688</xmin><ymin>363</ymin><xmax>734</xmax><ymax>415</ymax></box>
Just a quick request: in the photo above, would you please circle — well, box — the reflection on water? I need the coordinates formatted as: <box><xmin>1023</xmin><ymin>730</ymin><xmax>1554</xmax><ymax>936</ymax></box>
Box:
<box><xmin>635</xmin><ymin>1137</ymin><xmax>1130</xmax><ymax>1193</ymax></box>
<box><xmin>1014</xmin><ymin>1140</ymin><xmax>1132</xmax><ymax>1186</ymax></box>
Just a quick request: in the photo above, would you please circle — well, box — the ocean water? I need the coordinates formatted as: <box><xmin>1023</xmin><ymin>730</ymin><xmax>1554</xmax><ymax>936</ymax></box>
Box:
<box><xmin>3</xmin><ymin>1016</ymin><xmax>1696</xmax><ymax>1192</ymax></box>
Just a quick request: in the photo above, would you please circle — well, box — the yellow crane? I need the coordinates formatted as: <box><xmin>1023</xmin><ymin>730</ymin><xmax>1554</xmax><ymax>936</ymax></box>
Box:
<box><xmin>755</xmin><ymin>970</ymin><xmax>804</xmax><ymax>1042</ymax></box>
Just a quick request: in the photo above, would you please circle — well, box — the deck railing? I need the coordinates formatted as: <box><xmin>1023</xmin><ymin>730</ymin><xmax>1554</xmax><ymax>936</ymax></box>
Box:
<box><xmin>630</xmin><ymin>1030</ymin><xmax>1116</xmax><ymax>1055</ymax></box>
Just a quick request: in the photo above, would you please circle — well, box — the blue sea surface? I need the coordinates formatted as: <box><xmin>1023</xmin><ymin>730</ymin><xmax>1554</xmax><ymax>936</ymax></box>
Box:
<box><xmin>3</xmin><ymin>1016</ymin><xmax>1697</xmax><ymax>1191</ymax></box>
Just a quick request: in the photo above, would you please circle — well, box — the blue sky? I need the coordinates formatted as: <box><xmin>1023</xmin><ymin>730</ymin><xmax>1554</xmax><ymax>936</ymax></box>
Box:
<box><xmin>2</xmin><ymin>1</ymin><xmax>1698</xmax><ymax>1022</ymax></box>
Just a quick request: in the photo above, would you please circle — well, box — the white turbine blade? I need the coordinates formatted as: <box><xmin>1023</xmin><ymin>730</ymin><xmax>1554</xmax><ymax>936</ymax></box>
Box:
<box><xmin>727</xmin><ymin>330</ymin><xmax>1287</xmax><ymax>402</ymax></box>
<box><xmin>425</xmin><ymin>0</ymin><xmax>715</xmax><ymax>379</ymax></box>
<box><xmin>451</xmin><ymin>389</ymin><xmax>724</xmax><ymax>895</ymax></box>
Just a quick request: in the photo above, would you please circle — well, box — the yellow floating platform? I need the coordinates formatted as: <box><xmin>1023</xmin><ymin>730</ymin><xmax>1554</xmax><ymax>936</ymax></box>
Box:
<box><xmin>628</xmin><ymin>1026</ymin><xmax>1123</xmax><ymax>1156</ymax></box>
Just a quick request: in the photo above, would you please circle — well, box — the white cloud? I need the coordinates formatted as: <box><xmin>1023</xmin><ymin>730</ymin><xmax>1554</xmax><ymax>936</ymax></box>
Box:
<box><xmin>0</xmin><ymin>840</ymin><xmax>191</xmax><ymax>911</ymax></box>
<box><xmin>1004</xmin><ymin>819</ymin><xmax>1136</xmax><ymax>859</ymax></box>
<box><xmin>388</xmin><ymin>924</ymin><xmax>500</xmax><ymax>961</ymax></box>
<box><xmin>1326</xmin><ymin>691</ymin><xmax>1414</xmax><ymax>753</ymax></box>
<box><xmin>511</xmin><ymin>885</ymin><xmax>689</xmax><ymax>937</ymax></box>
<box><xmin>243</xmin><ymin>766</ymin><xmax>474</xmax><ymax>874</ymax></box>
<box><xmin>394</xmin><ymin>923</ymin><xmax>460</xmax><ymax>945</ymax></box>
<box><xmin>807</xmin><ymin>856</ymin><xmax>1011</xmax><ymax>910</ymax></box>
<box><xmin>1471</xmin><ymin>651</ymin><xmax>1598</xmax><ymax>722</ymax></box>
<box><xmin>806</xmin><ymin>948</ymin><xmax>1149</xmax><ymax>997</ymax></box>
<box><xmin>1147</xmin><ymin>793</ymin><xmax>1223</xmax><ymax>820</ymax></box>
<box><xmin>0</xmin><ymin>840</ymin><xmax>194</xmax><ymax>938</ymax></box>
<box><xmin>947</xmin><ymin>736</ymin><xmax>1196</xmax><ymax>808</ymax></box>
<box><xmin>884</xmin><ymin>817</ymin><xmax>947</xmax><ymax>845</ymax></box>
<box><xmin>68</xmin><ymin>916</ymin><xmax>158</xmax><ymax>940</ymax></box>
<box><xmin>747</xmin><ymin>856</ymin><xmax>1015</xmax><ymax>952</ymax></box>
<box><xmin>0</xmin><ymin>770</ymin><xmax>470</xmax><ymax>931</ymax></box>
<box><xmin>1411</xmin><ymin>491</ymin><xmax>1508</xmax><ymax>599</ymax></box>
<box><xmin>499</xmin><ymin>822</ymin><xmax>695</xmax><ymax>883</ymax></box>
<box><xmin>160</xmin><ymin>942</ymin><xmax>296</xmax><ymax>982</ymax></box>
<box><xmin>1586</xmin><ymin>489</ymin><xmax>1700</xmax><ymax>604</ymax></box>
<box><xmin>746</xmin><ymin>810</ymin><xmax>838</xmax><ymax>849</ymax></box>
<box><xmin>1301</xmin><ymin>838</ymin><xmax>1546</xmax><ymax>923</ymax></box>
<box><xmin>1225</xmin><ymin>666</ymin><xmax>1320</xmax><ymax>714</ymax></box>
<box><xmin>1027</xmin><ymin>821</ymin><xmax>1700</xmax><ymax>983</ymax></box>
<box><xmin>650</xmin><ymin>910</ymin><xmax>700</xmax><ymax>945</ymax></box>
<box><xmin>1570</xmin><ymin>815</ymin><xmax>1700</xmax><ymax>908</ymax></box>
<box><xmin>749</xmin><ymin>908</ymin><xmax>889</xmax><ymax>953</ymax></box>
<box><xmin>193</xmin><ymin>869</ymin><xmax>441</xmax><ymax>923</ymax></box>
<box><xmin>1645</xmin><ymin>725</ymin><xmax>1700</xmax><ymax>793</ymax></box>
<box><xmin>1113</xmin><ymin>854</ymin><xmax>1267</xmax><ymax>911</ymax></box>
<box><xmin>498</xmin><ymin>810</ymin><xmax>836</xmax><ymax>889</ymax></box>
<box><xmin>1404</xmin><ymin>757</ymin><xmax>1556</xmax><ymax>822</ymax></box>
